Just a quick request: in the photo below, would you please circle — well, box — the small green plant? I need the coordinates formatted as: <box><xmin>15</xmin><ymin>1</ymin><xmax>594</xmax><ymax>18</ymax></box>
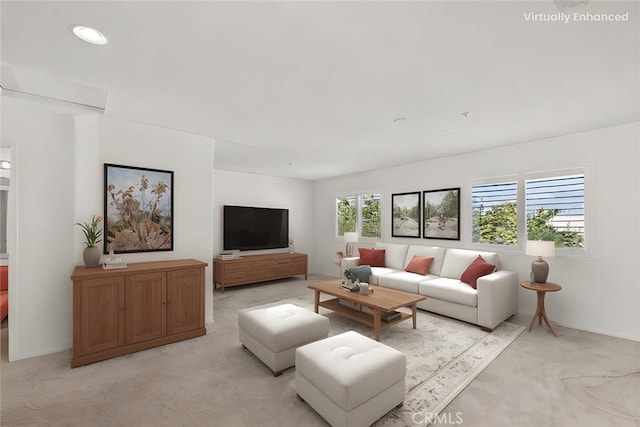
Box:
<box><xmin>75</xmin><ymin>215</ymin><xmax>103</xmax><ymax>247</ymax></box>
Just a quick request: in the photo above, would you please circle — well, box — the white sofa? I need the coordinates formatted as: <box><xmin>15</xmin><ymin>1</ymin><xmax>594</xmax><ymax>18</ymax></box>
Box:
<box><xmin>340</xmin><ymin>242</ymin><xmax>519</xmax><ymax>330</ymax></box>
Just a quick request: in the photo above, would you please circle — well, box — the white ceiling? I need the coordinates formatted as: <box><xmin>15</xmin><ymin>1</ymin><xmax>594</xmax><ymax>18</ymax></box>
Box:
<box><xmin>2</xmin><ymin>1</ymin><xmax>639</xmax><ymax>180</ymax></box>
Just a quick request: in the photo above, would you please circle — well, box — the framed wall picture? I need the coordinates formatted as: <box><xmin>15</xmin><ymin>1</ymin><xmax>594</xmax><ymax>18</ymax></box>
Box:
<box><xmin>391</xmin><ymin>192</ymin><xmax>421</xmax><ymax>238</ymax></box>
<box><xmin>104</xmin><ymin>163</ymin><xmax>174</xmax><ymax>253</ymax></box>
<box><xmin>423</xmin><ymin>188</ymin><xmax>460</xmax><ymax>240</ymax></box>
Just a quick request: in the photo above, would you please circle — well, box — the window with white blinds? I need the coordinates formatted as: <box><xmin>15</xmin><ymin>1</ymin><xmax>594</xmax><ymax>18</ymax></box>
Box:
<box><xmin>471</xmin><ymin>170</ymin><xmax>586</xmax><ymax>250</ymax></box>
<box><xmin>526</xmin><ymin>174</ymin><xmax>585</xmax><ymax>248</ymax></box>
<box><xmin>471</xmin><ymin>181</ymin><xmax>518</xmax><ymax>245</ymax></box>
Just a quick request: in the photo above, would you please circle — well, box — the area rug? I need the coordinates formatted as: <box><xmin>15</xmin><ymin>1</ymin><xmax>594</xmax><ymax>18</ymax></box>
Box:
<box><xmin>257</xmin><ymin>295</ymin><xmax>525</xmax><ymax>426</ymax></box>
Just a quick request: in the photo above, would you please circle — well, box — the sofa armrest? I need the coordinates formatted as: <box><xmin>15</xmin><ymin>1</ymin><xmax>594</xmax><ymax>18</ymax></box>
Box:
<box><xmin>476</xmin><ymin>270</ymin><xmax>519</xmax><ymax>330</ymax></box>
<box><xmin>339</xmin><ymin>257</ymin><xmax>360</xmax><ymax>277</ymax></box>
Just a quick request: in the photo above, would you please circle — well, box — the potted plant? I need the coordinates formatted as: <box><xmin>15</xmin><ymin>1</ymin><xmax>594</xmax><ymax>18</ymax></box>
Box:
<box><xmin>76</xmin><ymin>215</ymin><xmax>103</xmax><ymax>268</ymax></box>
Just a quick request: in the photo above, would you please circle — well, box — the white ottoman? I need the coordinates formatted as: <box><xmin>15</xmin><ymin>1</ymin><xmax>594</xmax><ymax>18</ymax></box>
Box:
<box><xmin>295</xmin><ymin>331</ymin><xmax>406</xmax><ymax>427</ymax></box>
<box><xmin>238</xmin><ymin>303</ymin><xmax>330</xmax><ymax>376</ymax></box>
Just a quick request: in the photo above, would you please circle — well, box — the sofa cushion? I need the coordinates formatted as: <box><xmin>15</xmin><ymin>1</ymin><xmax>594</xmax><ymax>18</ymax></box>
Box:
<box><xmin>379</xmin><ymin>271</ymin><xmax>438</xmax><ymax>294</ymax></box>
<box><xmin>369</xmin><ymin>267</ymin><xmax>399</xmax><ymax>285</ymax></box>
<box><xmin>419</xmin><ymin>278</ymin><xmax>478</xmax><ymax>307</ymax></box>
<box><xmin>404</xmin><ymin>256</ymin><xmax>434</xmax><ymax>275</ymax></box>
<box><xmin>460</xmin><ymin>256</ymin><xmax>496</xmax><ymax>289</ymax></box>
<box><xmin>358</xmin><ymin>248</ymin><xmax>385</xmax><ymax>267</ymax></box>
<box><xmin>374</xmin><ymin>243</ymin><xmax>409</xmax><ymax>270</ymax></box>
<box><xmin>440</xmin><ymin>249</ymin><xmax>499</xmax><ymax>280</ymax></box>
<box><xmin>404</xmin><ymin>246</ymin><xmax>447</xmax><ymax>276</ymax></box>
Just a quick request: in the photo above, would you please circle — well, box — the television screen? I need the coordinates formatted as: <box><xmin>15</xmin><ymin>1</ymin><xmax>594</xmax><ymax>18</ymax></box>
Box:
<box><xmin>223</xmin><ymin>205</ymin><xmax>289</xmax><ymax>251</ymax></box>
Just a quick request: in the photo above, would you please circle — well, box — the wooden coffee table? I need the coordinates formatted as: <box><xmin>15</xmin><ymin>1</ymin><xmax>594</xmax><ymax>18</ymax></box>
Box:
<box><xmin>308</xmin><ymin>280</ymin><xmax>426</xmax><ymax>341</ymax></box>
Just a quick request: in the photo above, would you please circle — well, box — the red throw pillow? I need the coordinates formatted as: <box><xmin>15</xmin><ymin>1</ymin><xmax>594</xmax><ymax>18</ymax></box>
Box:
<box><xmin>404</xmin><ymin>256</ymin><xmax>434</xmax><ymax>275</ymax></box>
<box><xmin>461</xmin><ymin>255</ymin><xmax>496</xmax><ymax>289</ymax></box>
<box><xmin>358</xmin><ymin>248</ymin><xmax>386</xmax><ymax>267</ymax></box>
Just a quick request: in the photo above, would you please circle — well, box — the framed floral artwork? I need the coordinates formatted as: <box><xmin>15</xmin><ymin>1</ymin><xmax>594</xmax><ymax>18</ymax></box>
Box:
<box><xmin>104</xmin><ymin>163</ymin><xmax>174</xmax><ymax>253</ymax></box>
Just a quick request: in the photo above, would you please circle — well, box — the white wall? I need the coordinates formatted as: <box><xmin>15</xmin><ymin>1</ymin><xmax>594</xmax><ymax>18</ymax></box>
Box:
<box><xmin>4</xmin><ymin>87</ymin><xmax>638</xmax><ymax>362</ymax></box>
<box><xmin>313</xmin><ymin>122</ymin><xmax>640</xmax><ymax>342</ymax></box>
<box><xmin>97</xmin><ymin>117</ymin><xmax>215</xmax><ymax>321</ymax></box>
<box><xmin>213</xmin><ymin>169</ymin><xmax>315</xmax><ymax>269</ymax></box>
<box><xmin>2</xmin><ymin>93</ymin><xmax>215</xmax><ymax>361</ymax></box>
<box><xmin>3</xmin><ymin>95</ymin><xmax>80</xmax><ymax>360</ymax></box>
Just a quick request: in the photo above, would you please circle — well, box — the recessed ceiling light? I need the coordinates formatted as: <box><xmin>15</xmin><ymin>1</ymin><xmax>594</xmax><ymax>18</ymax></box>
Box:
<box><xmin>72</xmin><ymin>25</ymin><xmax>108</xmax><ymax>45</ymax></box>
<box><xmin>0</xmin><ymin>160</ymin><xmax>10</xmax><ymax>170</ymax></box>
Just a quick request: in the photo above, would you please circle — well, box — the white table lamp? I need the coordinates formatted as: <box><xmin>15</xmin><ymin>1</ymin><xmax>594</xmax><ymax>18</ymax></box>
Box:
<box><xmin>526</xmin><ymin>240</ymin><xmax>555</xmax><ymax>283</ymax></box>
<box><xmin>343</xmin><ymin>232</ymin><xmax>358</xmax><ymax>257</ymax></box>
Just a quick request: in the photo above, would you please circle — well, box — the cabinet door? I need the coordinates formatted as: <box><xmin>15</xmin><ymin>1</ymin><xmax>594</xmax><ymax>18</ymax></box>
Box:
<box><xmin>125</xmin><ymin>272</ymin><xmax>167</xmax><ymax>344</ymax></box>
<box><xmin>167</xmin><ymin>268</ymin><xmax>204</xmax><ymax>335</ymax></box>
<box><xmin>78</xmin><ymin>277</ymin><xmax>125</xmax><ymax>356</ymax></box>
<box><xmin>291</xmin><ymin>255</ymin><xmax>308</xmax><ymax>275</ymax></box>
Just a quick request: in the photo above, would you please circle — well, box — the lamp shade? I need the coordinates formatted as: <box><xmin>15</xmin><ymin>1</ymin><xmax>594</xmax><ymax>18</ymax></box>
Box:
<box><xmin>343</xmin><ymin>232</ymin><xmax>359</xmax><ymax>243</ymax></box>
<box><xmin>526</xmin><ymin>240</ymin><xmax>555</xmax><ymax>258</ymax></box>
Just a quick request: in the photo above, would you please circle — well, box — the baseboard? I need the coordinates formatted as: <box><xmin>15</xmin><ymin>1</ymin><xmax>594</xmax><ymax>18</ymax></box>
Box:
<box><xmin>515</xmin><ymin>310</ymin><xmax>640</xmax><ymax>343</ymax></box>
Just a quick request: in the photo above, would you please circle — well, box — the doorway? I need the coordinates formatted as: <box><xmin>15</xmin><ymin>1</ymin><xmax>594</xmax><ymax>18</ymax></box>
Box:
<box><xmin>1</xmin><ymin>147</ymin><xmax>10</xmax><ymax>359</ymax></box>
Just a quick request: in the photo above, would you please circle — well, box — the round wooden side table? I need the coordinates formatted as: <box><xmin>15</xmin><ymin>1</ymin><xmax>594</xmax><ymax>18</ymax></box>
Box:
<box><xmin>520</xmin><ymin>281</ymin><xmax>562</xmax><ymax>337</ymax></box>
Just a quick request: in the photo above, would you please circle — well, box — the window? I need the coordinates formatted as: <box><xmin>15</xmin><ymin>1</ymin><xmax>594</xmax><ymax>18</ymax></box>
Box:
<box><xmin>360</xmin><ymin>194</ymin><xmax>381</xmax><ymax>239</ymax></box>
<box><xmin>526</xmin><ymin>174</ymin><xmax>584</xmax><ymax>248</ymax></box>
<box><xmin>336</xmin><ymin>196</ymin><xmax>356</xmax><ymax>236</ymax></box>
<box><xmin>471</xmin><ymin>170</ymin><xmax>586</xmax><ymax>251</ymax></box>
<box><xmin>336</xmin><ymin>193</ymin><xmax>381</xmax><ymax>239</ymax></box>
<box><xmin>471</xmin><ymin>181</ymin><xmax>518</xmax><ymax>245</ymax></box>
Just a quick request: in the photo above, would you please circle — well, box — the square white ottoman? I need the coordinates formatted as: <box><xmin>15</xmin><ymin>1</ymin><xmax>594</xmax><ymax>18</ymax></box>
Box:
<box><xmin>295</xmin><ymin>331</ymin><xmax>406</xmax><ymax>427</ymax></box>
<box><xmin>238</xmin><ymin>303</ymin><xmax>330</xmax><ymax>376</ymax></box>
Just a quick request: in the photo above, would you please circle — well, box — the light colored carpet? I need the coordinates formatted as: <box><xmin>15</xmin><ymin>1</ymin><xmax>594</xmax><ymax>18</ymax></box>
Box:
<box><xmin>1</xmin><ymin>277</ymin><xmax>523</xmax><ymax>426</ymax></box>
<box><xmin>253</xmin><ymin>294</ymin><xmax>524</xmax><ymax>426</ymax></box>
<box><xmin>561</xmin><ymin>371</ymin><xmax>640</xmax><ymax>421</ymax></box>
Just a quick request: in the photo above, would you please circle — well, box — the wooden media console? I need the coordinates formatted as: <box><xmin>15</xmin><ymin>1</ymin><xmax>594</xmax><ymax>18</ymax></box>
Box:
<box><xmin>213</xmin><ymin>252</ymin><xmax>308</xmax><ymax>291</ymax></box>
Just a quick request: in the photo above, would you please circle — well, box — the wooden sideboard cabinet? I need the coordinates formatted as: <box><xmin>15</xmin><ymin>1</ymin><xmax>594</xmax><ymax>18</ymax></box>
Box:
<box><xmin>71</xmin><ymin>259</ymin><xmax>207</xmax><ymax>368</ymax></box>
<box><xmin>213</xmin><ymin>252</ymin><xmax>307</xmax><ymax>291</ymax></box>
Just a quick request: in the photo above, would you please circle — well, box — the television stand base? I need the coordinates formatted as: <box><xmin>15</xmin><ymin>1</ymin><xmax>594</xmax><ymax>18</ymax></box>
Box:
<box><xmin>213</xmin><ymin>252</ymin><xmax>308</xmax><ymax>292</ymax></box>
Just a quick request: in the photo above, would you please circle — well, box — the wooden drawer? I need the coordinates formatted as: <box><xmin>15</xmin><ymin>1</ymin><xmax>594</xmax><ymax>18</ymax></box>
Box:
<box><xmin>272</xmin><ymin>259</ymin><xmax>292</xmax><ymax>276</ymax></box>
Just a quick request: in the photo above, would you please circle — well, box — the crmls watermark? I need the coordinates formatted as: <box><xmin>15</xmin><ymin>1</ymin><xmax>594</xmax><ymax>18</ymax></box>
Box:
<box><xmin>412</xmin><ymin>411</ymin><xmax>464</xmax><ymax>425</ymax></box>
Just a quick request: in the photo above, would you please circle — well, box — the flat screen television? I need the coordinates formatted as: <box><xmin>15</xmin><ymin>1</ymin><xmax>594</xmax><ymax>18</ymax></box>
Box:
<box><xmin>223</xmin><ymin>205</ymin><xmax>289</xmax><ymax>251</ymax></box>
